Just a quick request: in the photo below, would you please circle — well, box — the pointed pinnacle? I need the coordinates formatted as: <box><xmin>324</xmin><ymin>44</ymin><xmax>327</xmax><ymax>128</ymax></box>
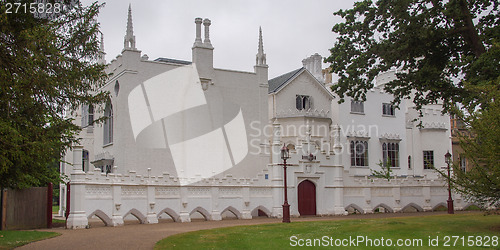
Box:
<box><xmin>127</xmin><ymin>4</ymin><xmax>133</xmax><ymax>36</ymax></box>
<box><xmin>258</xmin><ymin>26</ymin><xmax>263</xmax><ymax>54</ymax></box>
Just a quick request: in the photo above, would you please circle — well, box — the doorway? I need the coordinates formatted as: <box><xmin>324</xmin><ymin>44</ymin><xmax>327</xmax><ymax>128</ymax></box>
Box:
<box><xmin>297</xmin><ymin>180</ymin><xmax>316</xmax><ymax>216</ymax></box>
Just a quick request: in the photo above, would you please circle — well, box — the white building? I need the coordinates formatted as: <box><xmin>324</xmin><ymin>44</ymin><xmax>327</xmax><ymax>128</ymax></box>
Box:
<box><xmin>61</xmin><ymin>6</ymin><xmax>468</xmax><ymax>229</ymax></box>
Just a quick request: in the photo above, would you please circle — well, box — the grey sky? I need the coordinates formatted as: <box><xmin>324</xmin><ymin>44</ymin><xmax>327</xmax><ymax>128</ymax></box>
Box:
<box><xmin>83</xmin><ymin>0</ymin><xmax>357</xmax><ymax>79</ymax></box>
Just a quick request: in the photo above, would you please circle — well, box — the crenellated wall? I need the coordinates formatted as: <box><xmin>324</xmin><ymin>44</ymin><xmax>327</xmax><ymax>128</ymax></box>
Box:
<box><xmin>65</xmin><ymin>144</ymin><xmax>471</xmax><ymax>229</ymax></box>
<box><xmin>343</xmin><ymin>176</ymin><xmax>466</xmax><ymax>214</ymax></box>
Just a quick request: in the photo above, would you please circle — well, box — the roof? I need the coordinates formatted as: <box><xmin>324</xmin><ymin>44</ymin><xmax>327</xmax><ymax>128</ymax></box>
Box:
<box><xmin>268</xmin><ymin>67</ymin><xmax>304</xmax><ymax>93</ymax></box>
<box><xmin>154</xmin><ymin>58</ymin><xmax>192</xmax><ymax>65</ymax></box>
<box><xmin>268</xmin><ymin>67</ymin><xmax>335</xmax><ymax>99</ymax></box>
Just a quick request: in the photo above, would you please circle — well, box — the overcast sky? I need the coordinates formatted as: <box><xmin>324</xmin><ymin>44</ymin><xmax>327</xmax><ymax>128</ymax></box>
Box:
<box><xmin>82</xmin><ymin>0</ymin><xmax>357</xmax><ymax>79</ymax></box>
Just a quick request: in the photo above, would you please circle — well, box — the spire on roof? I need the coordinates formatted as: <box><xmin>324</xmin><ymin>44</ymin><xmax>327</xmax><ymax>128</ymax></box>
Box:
<box><xmin>98</xmin><ymin>32</ymin><xmax>106</xmax><ymax>64</ymax></box>
<box><xmin>124</xmin><ymin>4</ymin><xmax>136</xmax><ymax>50</ymax></box>
<box><xmin>256</xmin><ymin>27</ymin><xmax>266</xmax><ymax>66</ymax></box>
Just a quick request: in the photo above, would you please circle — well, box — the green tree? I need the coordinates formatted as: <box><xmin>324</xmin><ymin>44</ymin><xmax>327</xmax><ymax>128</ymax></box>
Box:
<box><xmin>371</xmin><ymin>159</ymin><xmax>393</xmax><ymax>181</ymax></box>
<box><xmin>325</xmin><ymin>0</ymin><xmax>499</xmax><ymax>113</ymax></box>
<box><xmin>326</xmin><ymin>0</ymin><xmax>499</xmax><ymax>207</ymax></box>
<box><xmin>450</xmin><ymin>85</ymin><xmax>499</xmax><ymax>207</ymax></box>
<box><xmin>0</xmin><ymin>1</ymin><xmax>108</xmax><ymax>189</ymax></box>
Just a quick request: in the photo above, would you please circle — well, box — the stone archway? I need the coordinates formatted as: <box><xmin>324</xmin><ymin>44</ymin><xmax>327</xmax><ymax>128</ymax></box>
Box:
<box><xmin>251</xmin><ymin>206</ymin><xmax>271</xmax><ymax>217</ymax></box>
<box><xmin>157</xmin><ymin>207</ymin><xmax>180</xmax><ymax>222</ymax></box>
<box><xmin>87</xmin><ymin>210</ymin><xmax>112</xmax><ymax>226</ymax></box>
<box><xmin>298</xmin><ymin>180</ymin><xmax>316</xmax><ymax>216</ymax></box>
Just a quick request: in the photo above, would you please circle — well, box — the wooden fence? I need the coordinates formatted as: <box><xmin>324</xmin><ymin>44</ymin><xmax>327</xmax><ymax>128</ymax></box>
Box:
<box><xmin>1</xmin><ymin>185</ymin><xmax>52</xmax><ymax>230</ymax></box>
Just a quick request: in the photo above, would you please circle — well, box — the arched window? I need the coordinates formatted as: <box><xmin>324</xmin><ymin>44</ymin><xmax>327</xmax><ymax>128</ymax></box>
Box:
<box><xmin>114</xmin><ymin>80</ymin><xmax>120</xmax><ymax>96</ymax></box>
<box><xmin>103</xmin><ymin>101</ymin><xmax>113</xmax><ymax>145</ymax></box>
<box><xmin>350</xmin><ymin>140</ymin><xmax>368</xmax><ymax>166</ymax></box>
<box><xmin>82</xmin><ymin>149</ymin><xmax>89</xmax><ymax>172</ymax></box>
<box><xmin>88</xmin><ymin>105</ymin><xmax>94</xmax><ymax>125</ymax></box>
<box><xmin>382</xmin><ymin>142</ymin><xmax>399</xmax><ymax>167</ymax></box>
<box><xmin>296</xmin><ymin>95</ymin><xmax>312</xmax><ymax>110</ymax></box>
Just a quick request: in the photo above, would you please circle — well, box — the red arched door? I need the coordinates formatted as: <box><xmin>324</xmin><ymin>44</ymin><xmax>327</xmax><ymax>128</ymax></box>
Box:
<box><xmin>298</xmin><ymin>180</ymin><xmax>316</xmax><ymax>216</ymax></box>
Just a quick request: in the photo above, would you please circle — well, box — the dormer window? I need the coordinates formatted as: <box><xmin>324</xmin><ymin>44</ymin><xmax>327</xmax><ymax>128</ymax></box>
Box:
<box><xmin>351</xmin><ymin>100</ymin><xmax>364</xmax><ymax>114</ymax></box>
<box><xmin>296</xmin><ymin>95</ymin><xmax>312</xmax><ymax>110</ymax></box>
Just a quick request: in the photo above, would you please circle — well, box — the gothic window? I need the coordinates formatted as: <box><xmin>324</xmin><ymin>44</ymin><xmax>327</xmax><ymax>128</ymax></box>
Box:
<box><xmin>382</xmin><ymin>142</ymin><xmax>399</xmax><ymax>167</ymax></box>
<box><xmin>88</xmin><ymin>105</ymin><xmax>94</xmax><ymax>125</ymax></box>
<box><xmin>103</xmin><ymin>101</ymin><xmax>113</xmax><ymax>145</ymax></box>
<box><xmin>351</xmin><ymin>100</ymin><xmax>364</xmax><ymax>114</ymax></box>
<box><xmin>114</xmin><ymin>80</ymin><xmax>120</xmax><ymax>96</ymax></box>
<box><xmin>82</xmin><ymin>149</ymin><xmax>89</xmax><ymax>172</ymax></box>
<box><xmin>423</xmin><ymin>150</ymin><xmax>434</xmax><ymax>169</ymax></box>
<box><xmin>296</xmin><ymin>95</ymin><xmax>312</xmax><ymax>110</ymax></box>
<box><xmin>350</xmin><ymin>140</ymin><xmax>369</xmax><ymax>167</ymax></box>
<box><xmin>105</xmin><ymin>165</ymin><xmax>112</xmax><ymax>175</ymax></box>
<box><xmin>382</xmin><ymin>103</ymin><xmax>395</xmax><ymax>116</ymax></box>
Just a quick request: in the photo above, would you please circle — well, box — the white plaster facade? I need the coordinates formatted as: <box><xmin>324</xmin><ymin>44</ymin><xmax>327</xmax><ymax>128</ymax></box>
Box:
<box><xmin>61</xmin><ymin>7</ymin><xmax>469</xmax><ymax>229</ymax></box>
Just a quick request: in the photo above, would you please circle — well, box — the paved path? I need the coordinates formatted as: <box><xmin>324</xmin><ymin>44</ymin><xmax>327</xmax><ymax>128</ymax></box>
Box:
<box><xmin>18</xmin><ymin>211</ymin><xmax>470</xmax><ymax>250</ymax></box>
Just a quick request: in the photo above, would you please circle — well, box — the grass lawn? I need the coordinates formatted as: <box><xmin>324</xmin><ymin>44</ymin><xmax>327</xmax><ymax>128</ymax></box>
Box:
<box><xmin>0</xmin><ymin>231</ymin><xmax>59</xmax><ymax>249</ymax></box>
<box><xmin>52</xmin><ymin>218</ymin><xmax>66</xmax><ymax>228</ymax></box>
<box><xmin>52</xmin><ymin>205</ymin><xmax>59</xmax><ymax>214</ymax></box>
<box><xmin>156</xmin><ymin>213</ymin><xmax>500</xmax><ymax>249</ymax></box>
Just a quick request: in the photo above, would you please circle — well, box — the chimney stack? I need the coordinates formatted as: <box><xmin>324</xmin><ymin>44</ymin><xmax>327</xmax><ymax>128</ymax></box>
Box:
<box><xmin>302</xmin><ymin>53</ymin><xmax>324</xmax><ymax>82</ymax></box>
<box><xmin>192</xmin><ymin>18</ymin><xmax>214</xmax><ymax>82</ymax></box>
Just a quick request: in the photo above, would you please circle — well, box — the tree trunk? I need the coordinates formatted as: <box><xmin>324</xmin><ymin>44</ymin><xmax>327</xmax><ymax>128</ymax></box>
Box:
<box><xmin>457</xmin><ymin>0</ymin><xmax>486</xmax><ymax>57</ymax></box>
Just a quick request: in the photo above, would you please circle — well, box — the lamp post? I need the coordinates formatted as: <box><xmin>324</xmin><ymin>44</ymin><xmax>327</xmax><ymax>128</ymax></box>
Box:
<box><xmin>445</xmin><ymin>151</ymin><xmax>454</xmax><ymax>214</ymax></box>
<box><xmin>280</xmin><ymin>144</ymin><xmax>291</xmax><ymax>223</ymax></box>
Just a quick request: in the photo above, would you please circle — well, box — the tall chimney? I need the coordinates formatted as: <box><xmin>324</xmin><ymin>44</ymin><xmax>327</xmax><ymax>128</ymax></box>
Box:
<box><xmin>203</xmin><ymin>18</ymin><xmax>212</xmax><ymax>47</ymax></box>
<box><xmin>194</xmin><ymin>18</ymin><xmax>202</xmax><ymax>47</ymax></box>
<box><xmin>192</xmin><ymin>18</ymin><xmax>214</xmax><ymax>82</ymax></box>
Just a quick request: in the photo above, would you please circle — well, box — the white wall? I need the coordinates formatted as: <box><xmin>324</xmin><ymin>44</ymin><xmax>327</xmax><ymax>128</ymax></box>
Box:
<box><xmin>273</xmin><ymin>72</ymin><xmax>332</xmax><ymax>118</ymax></box>
<box><xmin>82</xmin><ymin>49</ymin><xmax>271</xmax><ymax>182</ymax></box>
<box><xmin>405</xmin><ymin>103</ymin><xmax>452</xmax><ymax>178</ymax></box>
<box><xmin>333</xmin><ymin>88</ymin><xmax>408</xmax><ymax>176</ymax></box>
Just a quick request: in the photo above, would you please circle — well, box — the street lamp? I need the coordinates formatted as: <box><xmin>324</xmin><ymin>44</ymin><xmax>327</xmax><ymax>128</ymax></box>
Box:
<box><xmin>445</xmin><ymin>151</ymin><xmax>454</xmax><ymax>214</ymax></box>
<box><xmin>280</xmin><ymin>144</ymin><xmax>291</xmax><ymax>223</ymax></box>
